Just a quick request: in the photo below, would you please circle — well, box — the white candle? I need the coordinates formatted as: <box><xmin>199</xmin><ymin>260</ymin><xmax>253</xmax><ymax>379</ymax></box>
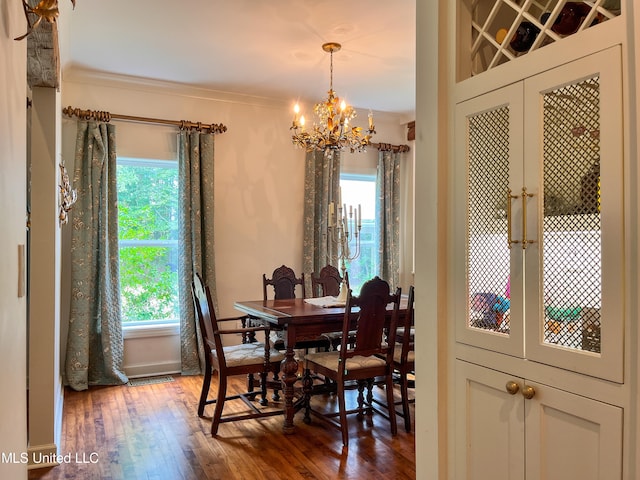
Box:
<box><xmin>294</xmin><ymin>103</ymin><xmax>300</xmax><ymax>123</ymax></box>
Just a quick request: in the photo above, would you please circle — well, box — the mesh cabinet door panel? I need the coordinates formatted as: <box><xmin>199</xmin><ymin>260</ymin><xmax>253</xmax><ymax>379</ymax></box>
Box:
<box><xmin>524</xmin><ymin>47</ymin><xmax>624</xmax><ymax>383</ymax></box>
<box><xmin>455</xmin><ymin>82</ymin><xmax>525</xmax><ymax>358</ymax></box>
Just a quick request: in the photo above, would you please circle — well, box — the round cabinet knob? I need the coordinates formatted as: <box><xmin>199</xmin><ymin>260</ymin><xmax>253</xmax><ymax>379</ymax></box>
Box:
<box><xmin>505</xmin><ymin>381</ymin><xmax>520</xmax><ymax>395</ymax></box>
<box><xmin>522</xmin><ymin>385</ymin><xmax>536</xmax><ymax>399</ymax></box>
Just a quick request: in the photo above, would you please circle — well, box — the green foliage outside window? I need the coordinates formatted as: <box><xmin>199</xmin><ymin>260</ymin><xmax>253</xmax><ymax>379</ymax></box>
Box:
<box><xmin>117</xmin><ymin>161</ymin><xmax>179</xmax><ymax>324</ymax></box>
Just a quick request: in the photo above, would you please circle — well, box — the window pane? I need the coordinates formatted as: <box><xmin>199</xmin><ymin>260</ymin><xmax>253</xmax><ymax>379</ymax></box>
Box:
<box><xmin>119</xmin><ymin>245</ymin><xmax>179</xmax><ymax>322</ymax></box>
<box><xmin>340</xmin><ymin>176</ymin><xmax>377</xmax><ymax>294</ymax></box>
<box><xmin>117</xmin><ymin>159</ymin><xmax>179</xmax><ymax>324</ymax></box>
<box><xmin>118</xmin><ymin>162</ymin><xmax>179</xmax><ymax>241</ymax></box>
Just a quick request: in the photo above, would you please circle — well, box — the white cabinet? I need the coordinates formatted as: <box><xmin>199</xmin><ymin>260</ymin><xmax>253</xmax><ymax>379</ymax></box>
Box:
<box><xmin>455</xmin><ymin>360</ymin><xmax>623</xmax><ymax>480</ymax></box>
<box><xmin>454</xmin><ymin>47</ymin><xmax>624</xmax><ymax>382</ymax></box>
<box><xmin>452</xmin><ymin>47</ymin><xmax>625</xmax><ymax>479</ymax></box>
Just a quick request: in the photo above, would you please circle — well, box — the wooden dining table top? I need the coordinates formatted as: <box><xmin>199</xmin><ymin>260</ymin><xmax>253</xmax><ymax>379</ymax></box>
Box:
<box><xmin>233</xmin><ymin>296</ymin><xmax>408</xmax><ymax>327</ymax></box>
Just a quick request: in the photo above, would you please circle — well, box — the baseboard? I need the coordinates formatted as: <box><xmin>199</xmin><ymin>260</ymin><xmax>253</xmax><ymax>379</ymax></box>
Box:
<box><xmin>27</xmin><ymin>379</ymin><xmax>65</xmax><ymax>470</ymax></box>
<box><xmin>26</xmin><ymin>443</ymin><xmax>58</xmax><ymax>470</ymax></box>
<box><xmin>55</xmin><ymin>376</ymin><xmax>64</xmax><ymax>449</ymax></box>
<box><xmin>124</xmin><ymin>360</ymin><xmax>181</xmax><ymax>378</ymax></box>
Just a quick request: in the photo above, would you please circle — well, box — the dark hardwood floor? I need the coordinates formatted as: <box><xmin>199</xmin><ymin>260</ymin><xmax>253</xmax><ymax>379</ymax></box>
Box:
<box><xmin>28</xmin><ymin>373</ymin><xmax>415</xmax><ymax>480</ymax></box>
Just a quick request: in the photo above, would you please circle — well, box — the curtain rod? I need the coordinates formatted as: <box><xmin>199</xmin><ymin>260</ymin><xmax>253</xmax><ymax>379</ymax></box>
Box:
<box><xmin>62</xmin><ymin>106</ymin><xmax>227</xmax><ymax>134</ymax></box>
<box><xmin>370</xmin><ymin>142</ymin><xmax>410</xmax><ymax>153</ymax></box>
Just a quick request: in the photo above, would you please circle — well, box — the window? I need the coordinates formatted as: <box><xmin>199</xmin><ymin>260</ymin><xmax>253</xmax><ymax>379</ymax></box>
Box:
<box><xmin>117</xmin><ymin>158</ymin><xmax>179</xmax><ymax>326</ymax></box>
<box><xmin>340</xmin><ymin>174</ymin><xmax>377</xmax><ymax>294</ymax></box>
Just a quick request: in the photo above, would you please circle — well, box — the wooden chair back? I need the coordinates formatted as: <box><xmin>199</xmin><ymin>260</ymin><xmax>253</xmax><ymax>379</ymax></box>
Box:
<box><xmin>398</xmin><ymin>285</ymin><xmax>415</xmax><ymax>364</ymax></box>
<box><xmin>311</xmin><ymin>264</ymin><xmax>347</xmax><ymax>297</ymax></box>
<box><xmin>192</xmin><ymin>273</ymin><xmax>223</xmax><ymax>368</ymax></box>
<box><xmin>341</xmin><ymin>276</ymin><xmax>401</xmax><ymax>360</ymax></box>
<box><xmin>263</xmin><ymin>265</ymin><xmax>305</xmax><ymax>300</ymax></box>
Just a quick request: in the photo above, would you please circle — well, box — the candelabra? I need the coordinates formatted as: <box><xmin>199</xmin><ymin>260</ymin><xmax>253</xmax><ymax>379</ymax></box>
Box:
<box><xmin>327</xmin><ymin>199</ymin><xmax>362</xmax><ymax>303</ymax></box>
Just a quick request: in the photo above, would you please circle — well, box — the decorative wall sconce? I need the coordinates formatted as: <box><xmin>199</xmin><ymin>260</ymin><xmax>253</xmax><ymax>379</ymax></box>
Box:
<box><xmin>15</xmin><ymin>0</ymin><xmax>76</xmax><ymax>41</ymax></box>
<box><xmin>58</xmin><ymin>163</ymin><xmax>76</xmax><ymax>226</ymax></box>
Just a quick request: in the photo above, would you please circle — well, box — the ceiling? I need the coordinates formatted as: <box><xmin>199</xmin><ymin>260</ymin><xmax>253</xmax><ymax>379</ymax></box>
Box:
<box><xmin>61</xmin><ymin>0</ymin><xmax>416</xmax><ymax>116</ymax></box>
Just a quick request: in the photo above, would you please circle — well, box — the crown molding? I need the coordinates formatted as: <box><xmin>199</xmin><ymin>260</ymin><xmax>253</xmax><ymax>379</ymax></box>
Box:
<box><xmin>62</xmin><ymin>67</ymin><xmax>291</xmax><ymax>109</ymax></box>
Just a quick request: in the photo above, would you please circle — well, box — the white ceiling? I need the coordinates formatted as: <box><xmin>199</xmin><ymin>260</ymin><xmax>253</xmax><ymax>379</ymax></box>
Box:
<box><xmin>61</xmin><ymin>0</ymin><xmax>416</xmax><ymax>116</ymax></box>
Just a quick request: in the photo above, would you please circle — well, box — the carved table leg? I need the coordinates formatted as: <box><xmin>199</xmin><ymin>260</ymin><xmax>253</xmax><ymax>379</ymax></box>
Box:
<box><xmin>281</xmin><ymin>345</ymin><xmax>299</xmax><ymax>434</ymax></box>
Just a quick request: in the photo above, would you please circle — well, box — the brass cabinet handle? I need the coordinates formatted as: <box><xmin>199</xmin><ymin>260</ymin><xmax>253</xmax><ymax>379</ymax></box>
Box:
<box><xmin>522</xmin><ymin>385</ymin><xmax>536</xmax><ymax>399</ymax></box>
<box><xmin>507</xmin><ymin>188</ymin><xmax>520</xmax><ymax>249</ymax></box>
<box><xmin>505</xmin><ymin>381</ymin><xmax>520</xmax><ymax>395</ymax></box>
<box><xmin>520</xmin><ymin>187</ymin><xmax>535</xmax><ymax>250</ymax></box>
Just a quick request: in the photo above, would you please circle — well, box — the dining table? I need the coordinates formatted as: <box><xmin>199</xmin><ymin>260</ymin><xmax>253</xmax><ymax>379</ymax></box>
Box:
<box><xmin>233</xmin><ymin>296</ymin><xmax>408</xmax><ymax>434</ymax></box>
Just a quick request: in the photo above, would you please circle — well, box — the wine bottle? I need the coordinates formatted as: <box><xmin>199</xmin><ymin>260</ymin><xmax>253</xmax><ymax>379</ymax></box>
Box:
<box><xmin>495</xmin><ymin>28</ymin><xmax>508</xmax><ymax>45</ymax></box>
<box><xmin>552</xmin><ymin>2</ymin><xmax>597</xmax><ymax>36</ymax></box>
<box><xmin>510</xmin><ymin>21</ymin><xmax>540</xmax><ymax>52</ymax></box>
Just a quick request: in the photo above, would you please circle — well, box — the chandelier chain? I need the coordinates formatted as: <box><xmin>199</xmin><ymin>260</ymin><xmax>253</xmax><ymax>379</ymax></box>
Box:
<box><xmin>329</xmin><ymin>49</ymin><xmax>334</xmax><ymax>92</ymax></box>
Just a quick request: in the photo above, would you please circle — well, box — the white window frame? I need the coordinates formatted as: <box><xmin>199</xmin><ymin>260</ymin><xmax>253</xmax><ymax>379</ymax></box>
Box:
<box><xmin>117</xmin><ymin>157</ymin><xmax>180</xmax><ymax>333</ymax></box>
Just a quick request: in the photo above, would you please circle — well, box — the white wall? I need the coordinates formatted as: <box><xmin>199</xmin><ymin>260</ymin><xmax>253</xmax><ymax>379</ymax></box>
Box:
<box><xmin>60</xmin><ymin>72</ymin><xmax>408</xmax><ymax>377</ymax></box>
<box><xmin>0</xmin><ymin>1</ymin><xmax>28</xmax><ymax>478</ymax></box>
<box><xmin>414</xmin><ymin>1</ymin><xmax>449</xmax><ymax>479</ymax></box>
<box><xmin>28</xmin><ymin>86</ymin><xmax>64</xmax><ymax>463</ymax></box>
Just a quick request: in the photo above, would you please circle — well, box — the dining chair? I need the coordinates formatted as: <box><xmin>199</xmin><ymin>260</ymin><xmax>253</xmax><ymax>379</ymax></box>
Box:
<box><xmin>263</xmin><ymin>264</ymin><xmax>330</xmax><ymax>352</ymax></box>
<box><xmin>383</xmin><ymin>284</ymin><xmax>415</xmax><ymax>432</ymax></box>
<box><xmin>311</xmin><ymin>265</ymin><xmax>353</xmax><ymax>351</ymax></box>
<box><xmin>242</xmin><ymin>264</ymin><xmax>306</xmax><ymax>345</ymax></box>
<box><xmin>263</xmin><ymin>264</ymin><xmax>306</xmax><ymax>300</ymax></box>
<box><xmin>302</xmin><ymin>276</ymin><xmax>401</xmax><ymax>447</ymax></box>
<box><xmin>310</xmin><ymin>264</ymin><xmax>346</xmax><ymax>298</ymax></box>
<box><xmin>191</xmin><ymin>273</ymin><xmax>284</xmax><ymax>436</ymax></box>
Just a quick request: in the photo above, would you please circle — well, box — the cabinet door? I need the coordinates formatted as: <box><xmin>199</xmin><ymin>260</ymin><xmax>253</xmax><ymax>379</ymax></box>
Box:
<box><xmin>456</xmin><ymin>361</ymin><xmax>624</xmax><ymax>480</ymax></box>
<box><xmin>454</xmin><ymin>83</ymin><xmax>525</xmax><ymax>358</ymax></box>
<box><xmin>523</xmin><ymin>47</ymin><xmax>624</xmax><ymax>382</ymax></box>
<box><xmin>455</xmin><ymin>360</ymin><xmax>525</xmax><ymax>480</ymax></box>
<box><xmin>524</xmin><ymin>380</ymin><xmax>623</xmax><ymax>480</ymax></box>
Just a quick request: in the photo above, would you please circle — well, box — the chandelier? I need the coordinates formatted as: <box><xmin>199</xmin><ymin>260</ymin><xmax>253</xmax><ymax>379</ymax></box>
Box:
<box><xmin>291</xmin><ymin>42</ymin><xmax>376</xmax><ymax>152</ymax></box>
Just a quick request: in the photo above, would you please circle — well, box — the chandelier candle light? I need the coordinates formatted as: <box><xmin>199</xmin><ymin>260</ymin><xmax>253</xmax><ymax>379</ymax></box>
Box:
<box><xmin>291</xmin><ymin>42</ymin><xmax>376</xmax><ymax>152</ymax></box>
<box><xmin>328</xmin><ymin>188</ymin><xmax>362</xmax><ymax>303</ymax></box>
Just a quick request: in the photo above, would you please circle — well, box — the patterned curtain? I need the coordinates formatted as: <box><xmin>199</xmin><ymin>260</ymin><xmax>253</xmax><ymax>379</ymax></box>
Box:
<box><xmin>178</xmin><ymin>130</ymin><xmax>217</xmax><ymax>375</ymax></box>
<box><xmin>376</xmin><ymin>149</ymin><xmax>402</xmax><ymax>289</ymax></box>
<box><xmin>65</xmin><ymin>121</ymin><xmax>128</xmax><ymax>391</ymax></box>
<box><xmin>302</xmin><ymin>149</ymin><xmax>341</xmax><ymax>292</ymax></box>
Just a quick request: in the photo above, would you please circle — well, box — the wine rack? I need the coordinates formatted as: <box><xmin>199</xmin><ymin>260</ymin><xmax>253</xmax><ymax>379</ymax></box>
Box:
<box><xmin>467</xmin><ymin>0</ymin><xmax>620</xmax><ymax>77</ymax></box>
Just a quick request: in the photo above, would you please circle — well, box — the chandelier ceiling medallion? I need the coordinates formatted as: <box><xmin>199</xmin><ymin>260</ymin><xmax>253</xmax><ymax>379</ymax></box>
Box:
<box><xmin>291</xmin><ymin>42</ymin><xmax>376</xmax><ymax>152</ymax></box>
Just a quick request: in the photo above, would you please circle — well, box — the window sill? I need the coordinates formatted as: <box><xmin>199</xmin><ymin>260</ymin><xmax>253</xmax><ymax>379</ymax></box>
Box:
<box><xmin>123</xmin><ymin>323</ymin><xmax>179</xmax><ymax>339</ymax></box>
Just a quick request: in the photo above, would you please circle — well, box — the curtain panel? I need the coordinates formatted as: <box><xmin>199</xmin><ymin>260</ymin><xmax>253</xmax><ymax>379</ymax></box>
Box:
<box><xmin>376</xmin><ymin>149</ymin><xmax>402</xmax><ymax>290</ymax></box>
<box><xmin>65</xmin><ymin>121</ymin><xmax>128</xmax><ymax>391</ymax></box>
<box><xmin>302</xmin><ymin>149</ymin><xmax>341</xmax><ymax>292</ymax></box>
<box><xmin>178</xmin><ymin>131</ymin><xmax>217</xmax><ymax>375</ymax></box>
